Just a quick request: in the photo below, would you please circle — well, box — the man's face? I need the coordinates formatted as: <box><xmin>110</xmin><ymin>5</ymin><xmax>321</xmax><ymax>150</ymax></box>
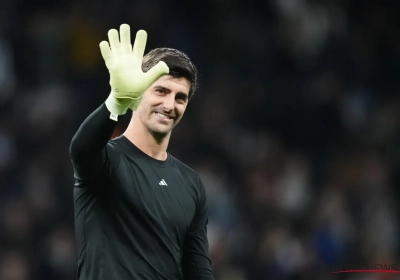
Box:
<box><xmin>136</xmin><ymin>75</ymin><xmax>191</xmax><ymax>137</ymax></box>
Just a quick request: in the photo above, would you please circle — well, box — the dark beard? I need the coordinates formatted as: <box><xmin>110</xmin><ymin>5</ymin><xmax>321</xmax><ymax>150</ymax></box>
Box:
<box><xmin>148</xmin><ymin>126</ymin><xmax>171</xmax><ymax>144</ymax></box>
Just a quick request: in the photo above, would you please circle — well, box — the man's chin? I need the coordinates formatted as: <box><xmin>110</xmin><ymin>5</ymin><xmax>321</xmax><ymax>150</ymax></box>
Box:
<box><xmin>149</xmin><ymin>126</ymin><xmax>172</xmax><ymax>138</ymax></box>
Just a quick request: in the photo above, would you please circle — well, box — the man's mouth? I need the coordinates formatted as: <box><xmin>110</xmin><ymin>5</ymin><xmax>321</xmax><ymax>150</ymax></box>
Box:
<box><xmin>155</xmin><ymin>112</ymin><xmax>173</xmax><ymax>120</ymax></box>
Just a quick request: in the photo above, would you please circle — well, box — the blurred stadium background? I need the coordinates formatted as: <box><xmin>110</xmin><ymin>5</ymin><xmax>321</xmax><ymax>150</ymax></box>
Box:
<box><xmin>1</xmin><ymin>0</ymin><xmax>400</xmax><ymax>279</ymax></box>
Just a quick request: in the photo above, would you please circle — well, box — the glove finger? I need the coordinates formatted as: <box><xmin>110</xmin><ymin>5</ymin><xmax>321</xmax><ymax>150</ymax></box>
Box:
<box><xmin>99</xmin><ymin>41</ymin><xmax>113</xmax><ymax>62</ymax></box>
<box><xmin>108</xmin><ymin>29</ymin><xmax>121</xmax><ymax>51</ymax></box>
<box><xmin>132</xmin><ymin>30</ymin><xmax>147</xmax><ymax>59</ymax></box>
<box><xmin>120</xmin><ymin>24</ymin><xmax>132</xmax><ymax>53</ymax></box>
<box><xmin>144</xmin><ymin>61</ymin><xmax>169</xmax><ymax>83</ymax></box>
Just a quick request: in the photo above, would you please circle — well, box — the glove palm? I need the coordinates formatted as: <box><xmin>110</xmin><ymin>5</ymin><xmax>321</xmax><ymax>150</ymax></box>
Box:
<box><xmin>99</xmin><ymin>24</ymin><xmax>169</xmax><ymax>119</ymax></box>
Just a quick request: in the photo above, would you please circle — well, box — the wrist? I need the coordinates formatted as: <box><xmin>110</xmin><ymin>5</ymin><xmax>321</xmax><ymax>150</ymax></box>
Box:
<box><xmin>129</xmin><ymin>95</ymin><xmax>143</xmax><ymax>111</ymax></box>
<box><xmin>105</xmin><ymin>93</ymin><xmax>133</xmax><ymax>121</ymax></box>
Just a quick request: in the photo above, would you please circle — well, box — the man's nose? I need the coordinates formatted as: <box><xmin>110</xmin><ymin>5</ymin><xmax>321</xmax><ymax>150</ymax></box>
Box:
<box><xmin>162</xmin><ymin>94</ymin><xmax>175</xmax><ymax>110</ymax></box>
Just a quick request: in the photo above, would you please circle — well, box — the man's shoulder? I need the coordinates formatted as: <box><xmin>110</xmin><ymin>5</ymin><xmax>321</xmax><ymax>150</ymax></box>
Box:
<box><xmin>107</xmin><ymin>136</ymin><xmax>128</xmax><ymax>155</ymax></box>
<box><xmin>109</xmin><ymin>135</ymin><xmax>123</xmax><ymax>146</ymax></box>
<box><xmin>169</xmin><ymin>155</ymin><xmax>200</xmax><ymax>179</ymax></box>
<box><xmin>105</xmin><ymin>138</ymin><xmax>123</xmax><ymax>156</ymax></box>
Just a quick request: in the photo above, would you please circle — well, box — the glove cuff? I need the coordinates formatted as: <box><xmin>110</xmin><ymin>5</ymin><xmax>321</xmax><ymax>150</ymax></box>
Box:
<box><xmin>105</xmin><ymin>93</ymin><xmax>133</xmax><ymax>121</ymax></box>
<box><xmin>129</xmin><ymin>95</ymin><xmax>143</xmax><ymax>111</ymax></box>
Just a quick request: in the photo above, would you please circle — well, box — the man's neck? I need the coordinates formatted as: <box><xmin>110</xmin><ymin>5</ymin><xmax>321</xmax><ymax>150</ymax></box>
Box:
<box><xmin>123</xmin><ymin>117</ymin><xmax>170</xmax><ymax>161</ymax></box>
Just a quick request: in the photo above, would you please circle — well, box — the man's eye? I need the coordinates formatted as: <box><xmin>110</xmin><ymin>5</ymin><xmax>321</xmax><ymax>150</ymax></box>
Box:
<box><xmin>176</xmin><ymin>97</ymin><xmax>187</xmax><ymax>104</ymax></box>
<box><xmin>176</xmin><ymin>94</ymin><xmax>187</xmax><ymax>102</ymax></box>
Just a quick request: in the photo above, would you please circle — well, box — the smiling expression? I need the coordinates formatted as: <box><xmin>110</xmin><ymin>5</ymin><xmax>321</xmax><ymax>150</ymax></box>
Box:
<box><xmin>136</xmin><ymin>75</ymin><xmax>191</xmax><ymax>137</ymax></box>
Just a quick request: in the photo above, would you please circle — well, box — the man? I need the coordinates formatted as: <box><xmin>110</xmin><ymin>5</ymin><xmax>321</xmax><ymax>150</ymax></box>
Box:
<box><xmin>69</xmin><ymin>24</ymin><xmax>214</xmax><ymax>280</ymax></box>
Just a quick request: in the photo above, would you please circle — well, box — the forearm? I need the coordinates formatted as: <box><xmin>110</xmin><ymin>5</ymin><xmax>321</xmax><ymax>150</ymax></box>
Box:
<box><xmin>182</xmin><ymin>227</ymin><xmax>214</xmax><ymax>280</ymax></box>
<box><xmin>182</xmin><ymin>256</ymin><xmax>214</xmax><ymax>280</ymax></box>
<box><xmin>69</xmin><ymin>103</ymin><xmax>117</xmax><ymax>164</ymax></box>
<box><xmin>182</xmin><ymin>178</ymin><xmax>214</xmax><ymax>279</ymax></box>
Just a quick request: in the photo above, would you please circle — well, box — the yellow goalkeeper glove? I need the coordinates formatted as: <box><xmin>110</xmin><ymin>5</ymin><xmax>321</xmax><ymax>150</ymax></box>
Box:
<box><xmin>100</xmin><ymin>24</ymin><xmax>169</xmax><ymax>121</ymax></box>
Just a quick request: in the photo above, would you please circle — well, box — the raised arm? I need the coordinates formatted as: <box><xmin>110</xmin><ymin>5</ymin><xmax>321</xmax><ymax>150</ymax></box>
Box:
<box><xmin>69</xmin><ymin>24</ymin><xmax>169</xmax><ymax>180</ymax></box>
<box><xmin>69</xmin><ymin>103</ymin><xmax>118</xmax><ymax>180</ymax></box>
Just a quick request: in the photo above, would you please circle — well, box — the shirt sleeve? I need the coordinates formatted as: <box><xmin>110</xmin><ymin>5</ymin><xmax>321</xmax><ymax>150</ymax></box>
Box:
<box><xmin>182</xmin><ymin>177</ymin><xmax>214</xmax><ymax>280</ymax></box>
<box><xmin>69</xmin><ymin>103</ymin><xmax>119</xmax><ymax>182</ymax></box>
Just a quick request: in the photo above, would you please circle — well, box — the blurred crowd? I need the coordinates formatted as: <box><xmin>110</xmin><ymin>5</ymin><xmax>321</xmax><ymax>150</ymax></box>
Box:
<box><xmin>0</xmin><ymin>0</ymin><xmax>400</xmax><ymax>279</ymax></box>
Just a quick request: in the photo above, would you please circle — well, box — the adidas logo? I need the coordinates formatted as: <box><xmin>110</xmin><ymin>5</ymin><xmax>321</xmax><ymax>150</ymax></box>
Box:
<box><xmin>159</xmin><ymin>179</ymin><xmax>168</xmax><ymax>186</ymax></box>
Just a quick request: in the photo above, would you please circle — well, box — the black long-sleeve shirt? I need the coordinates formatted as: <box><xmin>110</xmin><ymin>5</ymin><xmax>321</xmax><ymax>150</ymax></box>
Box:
<box><xmin>69</xmin><ymin>104</ymin><xmax>214</xmax><ymax>280</ymax></box>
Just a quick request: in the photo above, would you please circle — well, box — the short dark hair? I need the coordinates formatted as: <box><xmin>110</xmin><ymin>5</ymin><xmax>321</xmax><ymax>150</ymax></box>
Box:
<box><xmin>142</xmin><ymin>48</ymin><xmax>198</xmax><ymax>100</ymax></box>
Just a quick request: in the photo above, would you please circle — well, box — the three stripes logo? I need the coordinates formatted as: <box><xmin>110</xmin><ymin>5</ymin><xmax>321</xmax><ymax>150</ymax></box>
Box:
<box><xmin>159</xmin><ymin>179</ymin><xmax>168</xmax><ymax>186</ymax></box>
